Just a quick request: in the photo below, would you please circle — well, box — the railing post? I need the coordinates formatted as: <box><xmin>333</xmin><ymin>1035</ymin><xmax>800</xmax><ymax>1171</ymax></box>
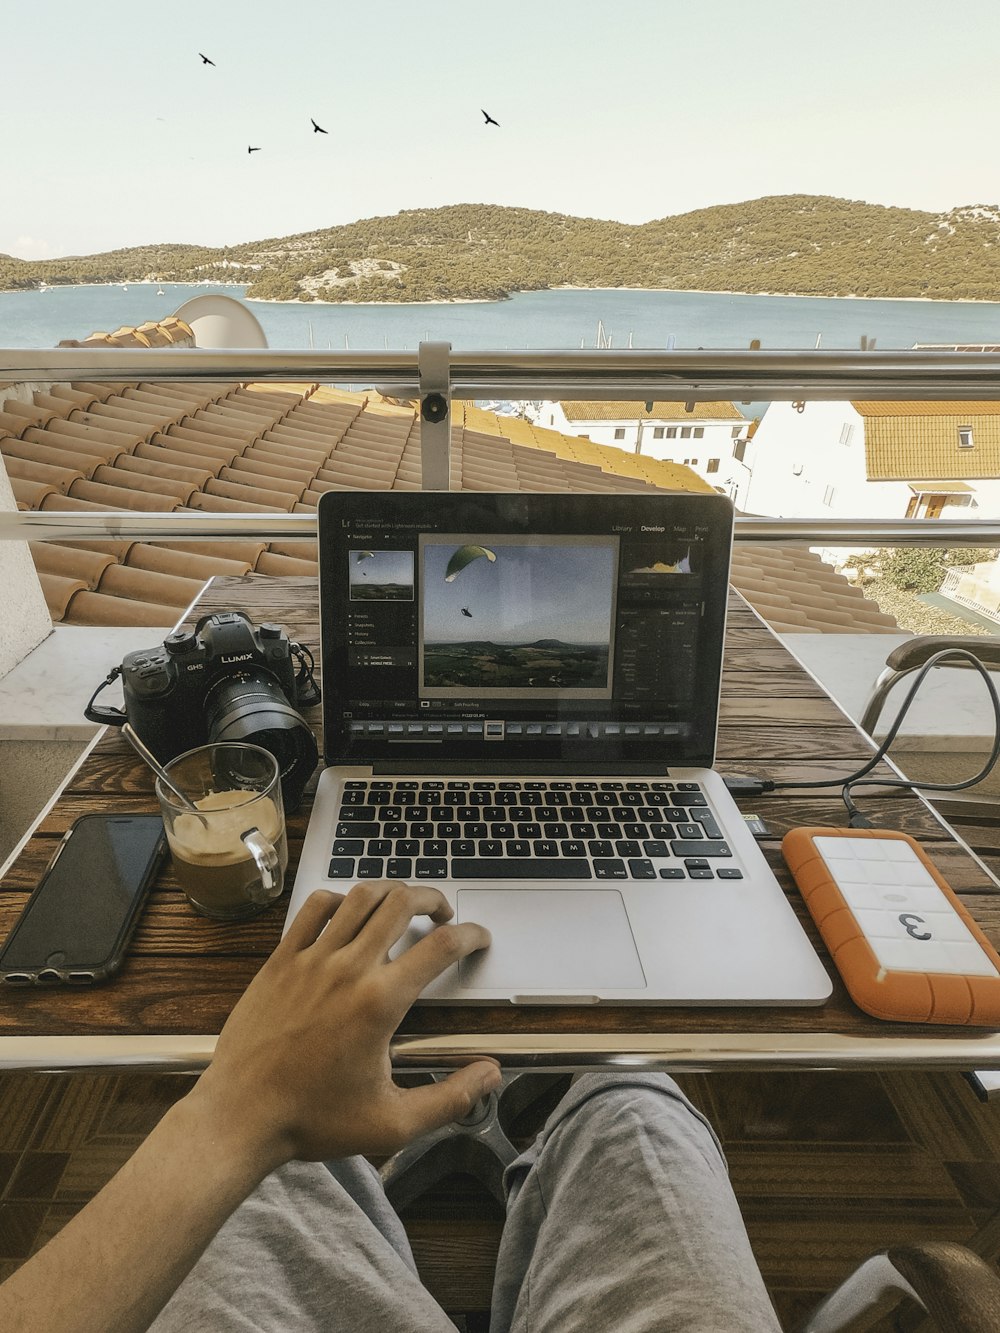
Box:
<box><xmin>418</xmin><ymin>341</ymin><xmax>452</xmax><ymax>491</ymax></box>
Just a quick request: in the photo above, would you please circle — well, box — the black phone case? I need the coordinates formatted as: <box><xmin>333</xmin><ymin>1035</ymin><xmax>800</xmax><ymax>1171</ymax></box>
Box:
<box><xmin>0</xmin><ymin>814</ymin><xmax>167</xmax><ymax>988</ymax></box>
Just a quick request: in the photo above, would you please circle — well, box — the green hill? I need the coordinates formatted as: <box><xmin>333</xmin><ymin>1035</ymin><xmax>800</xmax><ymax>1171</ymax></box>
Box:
<box><xmin>4</xmin><ymin>196</ymin><xmax>1000</xmax><ymax>303</ymax></box>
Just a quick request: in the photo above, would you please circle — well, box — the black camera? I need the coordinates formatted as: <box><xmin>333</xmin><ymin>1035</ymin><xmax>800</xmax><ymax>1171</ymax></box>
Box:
<box><xmin>86</xmin><ymin>611</ymin><xmax>320</xmax><ymax>811</ymax></box>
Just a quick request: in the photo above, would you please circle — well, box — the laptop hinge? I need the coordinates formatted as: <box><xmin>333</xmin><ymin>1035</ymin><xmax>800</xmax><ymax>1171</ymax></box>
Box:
<box><xmin>367</xmin><ymin>760</ymin><xmax>695</xmax><ymax>777</ymax></box>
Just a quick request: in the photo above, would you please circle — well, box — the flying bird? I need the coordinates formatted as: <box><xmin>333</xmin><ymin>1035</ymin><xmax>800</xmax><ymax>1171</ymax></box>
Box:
<box><xmin>461</xmin><ymin>607</ymin><xmax>472</xmax><ymax>618</ymax></box>
<box><xmin>311</xmin><ymin>118</ymin><xmax>328</xmax><ymax>134</ymax></box>
<box><xmin>199</xmin><ymin>53</ymin><xmax>215</xmax><ymax>65</ymax></box>
<box><xmin>481</xmin><ymin>109</ymin><xmax>499</xmax><ymax>126</ymax></box>
<box><xmin>248</xmin><ymin>146</ymin><xmax>261</xmax><ymax>154</ymax></box>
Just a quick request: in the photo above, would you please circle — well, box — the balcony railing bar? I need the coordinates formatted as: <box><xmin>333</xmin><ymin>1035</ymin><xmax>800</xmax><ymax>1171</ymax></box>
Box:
<box><xmin>0</xmin><ymin>512</ymin><xmax>997</xmax><ymax>547</ymax></box>
<box><xmin>7</xmin><ymin>347</ymin><xmax>1000</xmax><ymax>400</ymax></box>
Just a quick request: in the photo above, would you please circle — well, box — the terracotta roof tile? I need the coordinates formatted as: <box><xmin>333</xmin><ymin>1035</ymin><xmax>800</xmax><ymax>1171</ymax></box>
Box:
<box><xmin>235</xmin><ymin>451</ymin><xmax>319</xmax><ymax>484</ymax></box>
<box><xmin>183</xmin><ymin>492</ymin><xmax>276</xmax><ymax>514</ymax></box>
<box><xmin>63</xmin><ymin>589</ymin><xmax>178</xmax><ymax>628</ymax></box>
<box><xmin>90</xmin><ymin>464</ymin><xmax>197</xmax><ymax>504</ymax></box>
<box><xmin>241</xmin><ymin>382</ymin><xmax>317</xmax><ymax>400</ymax></box>
<box><xmin>204</xmin><ymin>477</ymin><xmax>297</xmax><ymax>510</ymax></box>
<box><xmin>30</xmin><ymin>542</ymin><xmax>115</xmax><ymax>587</ymax></box>
<box><xmin>217</xmin><ymin>465</ymin><xmax>305</xmax><ymax>499</ymax></box>
<box><xmin>115</xmin><ymin>451</ymin><xmax>215</xmax><ymax>488</ymax></box>
<box><xmin>69</xmin><ymin>381</ymin><xmax>135</xmax><ymax>401</ymax></box>
<box><xmin>3</xmin><ymin>451</ymin><xmax>86</xmax><ymax>492</ymax></box>
<box><xmin>40</xmin><ymin>417</ymin><xmax>141</xmax><ymax>452</ymax></box>
<box><xmin>0</xmin><ymin>410</ymin><xmax>41</xmax><ymax>440</ymax></box>
<box><xmin>133</xmin><ymin>441</ymin><xmax>226</xmax><ymax>478</ymax></box>
<box><xmin>268</xmin><ymin>538</ymin><xmax>318</xmax><ymax>561</ymax></box>
<box><xmin>254</xmin><ymin>552</ymin><xmax>318</xmax><ymax>576</ymax></box>
<box><xmin>262</xmin><ymin>425</ymin><xmax>341</xmax><ymax>453</ymax></box>
<box><xmin>68</xmin><ymin>479</ymin><xmax>180</xmax><ymax>511</ymax></box>
<box><xmin>1</xmin><ymin>398</ymin><xmax>59</xmax><ymax>429</ymax></box>
<box><xmin>38</xmin><ymin>572</ymin><xmax>91</xmax><ymax>622</ymax></box>
<box><xmin>34</xmin><ymin>388</ymin><xmax>100</xmax><ymax>415</ymax></box>
<box><xmin>11</xmin><ymin>478</ymin><xmax>58</xmax><ymax>509</ymax></box>
<box><xmin>125</xmin><ymin>544</ymin><xmax>252</xmax><ymax>580</ymax></box>
<box><xmin>172</xmin><ymin>417</ymin><xmax>259</xmax><ymax>446</ymax></box>
<box><xmin>156</xmin><ymin>429</ymin><xmax>242</xmax><ymax>464</ymax></box>
<box><xmin>96</xmin><ymin>562</ymin><xmax>204</xmax><ymax>608</ymax></box>
<box><xmin>40</xmin><ymin>490</ymin><xmax>126</xmax><ymax>513</ymax></box>
<box><xmin>60</xmin><ymin>537</ymin><xmax>136</xmax><ymax>561</ymax></box>
<box><xmin>156</xmin><ymin>538</ymin><xmax>268</xmax><ymax>566</ymax></box>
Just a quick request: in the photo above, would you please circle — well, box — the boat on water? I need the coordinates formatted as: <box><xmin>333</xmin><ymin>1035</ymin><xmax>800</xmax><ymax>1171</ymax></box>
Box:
<box><xmin>157</xmin><ymin>287</ymin><xmax>164</xmax><ymax>296</ymax></box>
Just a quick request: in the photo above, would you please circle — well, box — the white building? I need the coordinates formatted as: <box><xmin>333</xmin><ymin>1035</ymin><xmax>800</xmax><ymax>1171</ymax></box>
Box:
<box><xmin>532</xmin><ymin>400</ymin><xmax>752</xmax><ymax>505</ymax></box>
<box><xmin>744</xmin><ymin>399</ymin><xmax>1000</xmax><ymax>523</ymax></box>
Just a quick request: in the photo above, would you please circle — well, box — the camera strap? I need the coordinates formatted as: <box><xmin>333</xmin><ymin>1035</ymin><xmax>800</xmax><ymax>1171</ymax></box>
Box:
<box><xmin>291</xmin><ymin>642</ymin><xmax>321</xmax><ymax>708</ymax></box>
<box><xmin>84</xmin><ymin>666</ymin><xmax>128</xmax><ymax>727</ymax></box>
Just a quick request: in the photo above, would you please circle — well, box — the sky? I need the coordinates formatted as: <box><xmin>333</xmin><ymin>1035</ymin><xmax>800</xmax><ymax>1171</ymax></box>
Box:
<box><xmin>5</xmin><ymin>0</ymin><xmax>1000</xmax><ymax>260</ymax></box>
<box><xmin>422</xmin><ymin>542</ymin><xmax>616</xmax><ymax>645</ymax></box>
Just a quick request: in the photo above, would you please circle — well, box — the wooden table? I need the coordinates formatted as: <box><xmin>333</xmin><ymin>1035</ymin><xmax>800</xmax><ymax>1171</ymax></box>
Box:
<box><xmin>2</xmin><ymin>574</ymin><xmax>999</xmax><ymax>1073</ymax></box>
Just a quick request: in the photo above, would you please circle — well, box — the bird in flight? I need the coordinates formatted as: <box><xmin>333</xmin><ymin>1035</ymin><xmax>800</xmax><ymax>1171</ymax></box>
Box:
<box><xmin>461</xmin><ymin>607</ymin><xmax>472</xmax><ymax>618</ymax></box>
<box><xmin>311</xmin><ymin>118</ymin><xmax>328</xmax><ymax>134</ymax></box>
<box><xmin>481</xmin><ymin>109</ymin><xmax>499</xmax><ymax>126</ymax></box>
<box><xmin>199</xmin><ymin>53</ymin><xmax>215</xmax><ymax>65</ymax></box>
<box><xmin>248</xmin><ymin>146</ymin><xmax>261</xmax><ymax>154</ymax></box>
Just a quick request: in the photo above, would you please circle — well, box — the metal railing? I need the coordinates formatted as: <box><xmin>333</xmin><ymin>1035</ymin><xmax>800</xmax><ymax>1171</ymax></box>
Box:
<box><xmin>3</xmin><ymin>344</ymin><xmax>1000</xmax><ymax>547</ymax></box>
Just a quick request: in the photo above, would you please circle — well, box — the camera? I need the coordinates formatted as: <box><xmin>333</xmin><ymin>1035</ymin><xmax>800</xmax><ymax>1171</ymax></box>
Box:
<box><xmin>86</xmin><ymin>611</ymin><xmax>320</xmax><ymax>811</ymax></box>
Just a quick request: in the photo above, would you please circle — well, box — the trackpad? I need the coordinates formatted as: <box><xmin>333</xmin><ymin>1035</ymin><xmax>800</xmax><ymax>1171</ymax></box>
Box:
<box><xmin>457</xmin><ymin>889</ymin><xmax>646</xmax><ymax>990</ymax></box>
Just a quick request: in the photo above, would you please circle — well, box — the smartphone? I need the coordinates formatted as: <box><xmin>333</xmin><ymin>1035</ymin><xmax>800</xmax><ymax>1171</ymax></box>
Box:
<box><xmin>0</xmin><ymin>814</ymin><xmax>167</xmax><ymax>987</ymax></box>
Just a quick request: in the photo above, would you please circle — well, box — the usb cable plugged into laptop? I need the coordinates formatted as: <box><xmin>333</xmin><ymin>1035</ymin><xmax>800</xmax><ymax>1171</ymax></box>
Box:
<box><xmin>722</xmin><ymin>776</ymin><xmax>775</xmax><ymax>797</ymax></box>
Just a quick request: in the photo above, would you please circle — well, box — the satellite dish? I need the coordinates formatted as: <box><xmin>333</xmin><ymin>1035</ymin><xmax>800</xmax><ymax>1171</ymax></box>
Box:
<box><xmin>171</xmin><ymin>294</ymin><xmax>269</xmax><ymax>349</ymax></box>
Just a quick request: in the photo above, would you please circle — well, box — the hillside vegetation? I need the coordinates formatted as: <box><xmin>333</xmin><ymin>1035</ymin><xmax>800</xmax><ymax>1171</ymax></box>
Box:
<box><xmin>3</xmin><ymin>196</ymin><xmax>1000</xmax><ymax>303</ymax></box>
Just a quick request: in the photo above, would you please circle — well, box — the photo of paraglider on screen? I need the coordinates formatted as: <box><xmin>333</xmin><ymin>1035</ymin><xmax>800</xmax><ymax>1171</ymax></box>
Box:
<box><xmin>419</xmin><ymin>535</ymin><xmax>618</xmax><ymax>698</ymax></box>
<box><xmin>349</xmin><ymin>549</ymin><xmax>415</xmax><ymax>601</ymax></box>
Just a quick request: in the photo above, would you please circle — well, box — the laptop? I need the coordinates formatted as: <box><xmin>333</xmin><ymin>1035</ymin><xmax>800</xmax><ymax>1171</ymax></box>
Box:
<box><xmin>283</xmin><ymin>489</ymin><xmax>832</xmax><ymax>1006</ymax></box>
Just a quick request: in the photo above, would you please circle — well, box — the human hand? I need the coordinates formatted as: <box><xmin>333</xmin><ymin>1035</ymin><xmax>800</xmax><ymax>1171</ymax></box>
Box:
<box><xmin>191</xmin><ymin>882</ymin><xmax>500</xmax><ymax>1168</ymax></box>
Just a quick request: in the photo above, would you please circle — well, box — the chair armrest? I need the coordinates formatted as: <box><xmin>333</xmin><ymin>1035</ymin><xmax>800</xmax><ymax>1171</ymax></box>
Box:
<box><xmin>887</xmin><ymin>1242</ymin><xmax>1000</xmax><ymax>1331</ymax></box>
<box><xmin>886</xmin><ymin>636</ymin><xmax>1000</xmax><ymax>672</ymax></box>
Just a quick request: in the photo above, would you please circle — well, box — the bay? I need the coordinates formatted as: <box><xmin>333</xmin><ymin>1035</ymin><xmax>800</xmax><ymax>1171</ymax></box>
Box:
<box><xmin>5</xmin><ymin>282</ymin><xmax>1000</xmax><ymax>354</ymax></box>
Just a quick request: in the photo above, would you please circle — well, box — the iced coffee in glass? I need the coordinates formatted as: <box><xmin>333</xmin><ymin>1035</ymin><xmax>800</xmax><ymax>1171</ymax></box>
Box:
<box><xmin>156</xmin><ymin>743</ymin><xmax>287</xmax><ymax>920</ymax></box>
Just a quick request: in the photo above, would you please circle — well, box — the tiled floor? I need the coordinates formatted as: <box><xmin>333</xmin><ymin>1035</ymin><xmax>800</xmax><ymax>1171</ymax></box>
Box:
<box><xmin>1</xmin><ymin>1067</ymin><xmax>999</xmax><ymax>1327</ymax></box>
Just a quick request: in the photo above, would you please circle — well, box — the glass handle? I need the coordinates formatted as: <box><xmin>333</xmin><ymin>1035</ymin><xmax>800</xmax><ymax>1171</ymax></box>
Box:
<box><xmin>240</xmin><ymin>827</ymin><xmax>282</xmax><ymax>904</ymax></box>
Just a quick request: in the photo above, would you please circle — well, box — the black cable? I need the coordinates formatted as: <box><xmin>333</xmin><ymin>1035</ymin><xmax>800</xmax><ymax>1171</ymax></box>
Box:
<box><xmin>727</xmin><ymin>647</ymin><xmax>1000</xmax><ymax>826</ymax></box>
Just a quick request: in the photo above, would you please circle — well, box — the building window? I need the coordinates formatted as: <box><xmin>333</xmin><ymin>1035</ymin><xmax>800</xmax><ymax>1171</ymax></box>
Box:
<box><xmin>693</xmin><ymin>427</ymin><xmax>704</xmax><ymax>439</ymax></box>
<box><xmin>958</xmin><ymin>426</ymin><xmax>974</xmax><ymax>449</ymax></box>
<box><xmin>731</xmin><ymin>426</ymin><xmax>742</xmax><ymax>438</ymax></box>
<box><xmin>840</xmin><ymin>423</ymin><xmax>854</xmax><ymax>446</ymax></box>
<box><xmin>614</xmin><ymin>427</ymin><xmax>625</xmax><ymax>440</ymax></box>
<box><xmin>665</xmin><ymin>426</ymin><xmax>677</xmax><ymax>438</ymax></box>
<box><xmin>733</xmin><ymin>439</ymin><xmax>747</xmax><ymax>464</ymax></box>
<box><xmin>822</xmin><ymin>484</ymin><xmax>836</xmax><ymax>506</ymax></box>
<box><xmin>680</xmin><ymin>426</ymin><xmax>692</xmax><ymax>439</ymax></box>
<box><xmin>653</xmin><ymin>427</ymin><xmax>664</xmax><ymax>439</ymax></box>
<box><xmin>706</xmin><ymin>458</ymin><xmax>720</xmax><ymax>473</ymax></box>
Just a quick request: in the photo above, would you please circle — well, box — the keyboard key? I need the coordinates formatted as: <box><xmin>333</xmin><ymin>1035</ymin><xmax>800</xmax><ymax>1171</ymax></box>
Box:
<box><xmin>453</xmin><ymin>840</ymin><xmax>476</xmax><ymax>857</ymax></box>
<box><xmin>328</xmin><ymin>857</ymin><xmax>357</xmax><ymax>878</ymax></box>
<box><xmin>675</xmin><ymin>824</ymin><xmax>705</xmax><ymax>840</ymax></box>
<box><xmin>561</xmin><ymin>839</ymin><xmax>586</xmax><ymax>856</ymax></box>
<box><xmin>473</xmin><ymin>781</ymin><xmax>496</xmax><ymax>790</ymax></box>
<box><xmin>337</xmin><ymin>822</ymin><xmax>380</xmax><ymax>838</ymax></box>
<box><xmin>416</xmin><ymin>858</ymin><xmax>448</xmax><ymax>878</ymax></box>
<box><xmin>357</xmin><ymin>857</ymin><xmax>384</xmax><ymax>877</ymax></box>
<box><xmin>643</xmin><ymin>840</ymin><xmax>670</xmax><ymax>858</ymax></box>
<box><xmin>678</xmin><ymin>782</ymin><xmax>702</xmax><ymax>793</ymax></box>
<box><xmin>570</xmin><ymin>822</ymin><xmax>596</xmax><ymax>839</ymax></box>
<box><xmin>626</xmin><ymin>782</ymin><xmax>650</xmax><ymax>791</ymax></box>
<box><xmin>339</xmin><ymin>806</ymin><xmax>376</xmax><ymax>821</ymax></box>
<box><xmin>438</xmin><ymin>822</ymin><xmax>461</xmax><ymax>838</ymax></box>
<box><xmin>628</xmin><ymin>859</ymin><xmax>657</xmax><ymax>879</ymax></box>
<box><xmin>506</xmin><ymin>840</ymin><xmax>531</xmax><ymax>856</ymax></box>
<box><xmin>410</xmin><ymin>823</ymin><xmax>435</xmax><ymax>839</ymax></box>
<box><xmin>596</xmin><ymin>822</ymin><xmax>623</xmax><ymax>839</ymax></box>
<box><xmin>588</xmin><ymin>839</ymin><xmax>614</xmax><ymax>858</ymax></box>
<box><xmin>341</xmin><ymin>790</ymin><xmax>367</xmax><ymax>805</ymax></box>
<box><xmin>595</xmin><ymin>860</ymin><xmax>627</xmax><ymax>879</ymax></box>
<box><xmin>671</xmin><ymin>840</ymin><xmax>732</xmax><ymax>858</ymax></box>
<box><xmin>384</xmin><ymin>822</ymin><xmax>408</xmax><ymax>839</ymax></box>
<box><xmin>344</xmin><ymin>780</ymin><xmax>366</xmax><ymax>789</ymax></box>
<box><xmin>717</xmin><ymin>868</ymin><xmax>744</xmax><ymax>880</ymax></box>
<box><xmin>395</xmin><ymin>839</ymin><xmax>420</xmax><ymax>856</ymax></box>
<box><xmin>684</xmin><ymin>858</ymin><xmax>710</xmax><ymax>870</ymax></box>
<box><xmin>450</xmin><ymin>858</ymin><xmax>592</xmax><ymax>879</ymax></box>
<box><xmin>691</xmin><ymin>811</ymin><xmax>723</xmax><ymax>839</ymax></box>
<box><xmin>544</xmin><ymin>822</ymin><xmax>569</xmax><ymax>839</ymax></box>
<box><xmin>624</xmin><ymin>823</ymin><xmax>647</xmax><ymax>839</ymax></box>
<box><xmin>659</xmin><ymin>867</ymin><xmax>685</xmax><ymax>879</ymax></box>
<box><xmin>332</xmin><ymin>838</ymin><xmax>364</xmax><ymax>856</ymax></box>
<box><xmin>465</xmin><ymin>822</ymin><xmax>489</xmax><ymax>839</ymax></box>
<box><xmin>517</xmin><ymin>822</ymin><xmax>542</xmax><ymax>839</ymax></box>
<box><xmin>616</xmin><ymin>839</ymin><xmax>642</xmax><ymax>858</ymax></box>
<box><xmin>601</xmin><ymin>781</ymin><xmax>624</xmax><ymax>791</ymax></box>
<box><xmin>673</xmin><ymin>793</ymin><xmax>708</xmax><ymax>808</ymax></box>
<box><xmin>448</xmin><ymin>781</ymin><xmax>470</xmax><ymax>789</ymax></box>
<box><xmin>478</xmin><ymin>840</ymin><xmax>503</xmax><ymax>856</ymax></box>
<box><xmin>533</xmin><ymin>839</ymin><xmax>558</xmax><ymax>857</ymax></box>
<box><xmin>369</xmin><ymin>839</ymin><xmax>392</xmax><ymax>855</ymax></box>
<box><xmin>424</xmin><ymin>839</ymin><xmax>448</xmax><ymax>856</ymax></box>
<box><xmin>491</xmin><ymin>822</ymin><xmax>516</xmax><ymax>839</ymax></box>
<box><xmin>371</xmin><ymin>780</ymin><xmax>393</xmax><ymax>790</ymax></box>
<box><xmin>397</xmin><ymin>781</ymin><xmax>418</xmax><ymax>790</ymax></box>
<box><xmin>688</xmin><ymin>868</ymin><xmax>715</xmax><ymax>880</ymax></box>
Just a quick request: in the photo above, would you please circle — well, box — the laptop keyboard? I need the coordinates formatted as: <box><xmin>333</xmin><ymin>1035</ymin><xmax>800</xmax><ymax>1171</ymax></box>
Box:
<box><xmin>327</xmin><ymin>779</ymin><xmax>745</xmax><ymax>882</ymax></box>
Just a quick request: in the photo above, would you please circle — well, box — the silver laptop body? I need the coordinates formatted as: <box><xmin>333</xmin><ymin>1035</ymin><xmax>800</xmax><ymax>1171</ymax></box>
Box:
<box><xmin>284</xmin><ymin>490</ymin><xmax>831</xmax><ymax>1007</ymax></box>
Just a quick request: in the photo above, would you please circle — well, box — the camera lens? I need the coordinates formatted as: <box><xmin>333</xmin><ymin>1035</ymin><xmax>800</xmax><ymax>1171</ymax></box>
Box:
<box><xmin>204</xmin><ymin>671</ymin><xmax>318</xmax><ymax>811</ymax></box>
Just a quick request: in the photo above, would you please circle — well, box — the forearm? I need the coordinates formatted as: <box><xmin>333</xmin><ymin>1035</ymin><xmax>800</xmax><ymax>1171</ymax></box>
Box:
<box><xmin>0</xmin><ymin>1082</ymin><xmax>283</xmax><ymax>1333</ymax></box>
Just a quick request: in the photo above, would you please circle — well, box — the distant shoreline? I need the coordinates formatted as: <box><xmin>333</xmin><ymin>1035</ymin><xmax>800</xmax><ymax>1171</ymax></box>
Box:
<box><xmin>8</xmin><ymin>279</ymin><xmax>1000</xmax><ymax>308</ymax></box>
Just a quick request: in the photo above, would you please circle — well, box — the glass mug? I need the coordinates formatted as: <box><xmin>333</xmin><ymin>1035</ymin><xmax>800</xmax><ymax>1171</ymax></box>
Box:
<box><xmin>156</xmin><ymin>743</ymin><xmax>288</xmax><ymax>920</ymax></box>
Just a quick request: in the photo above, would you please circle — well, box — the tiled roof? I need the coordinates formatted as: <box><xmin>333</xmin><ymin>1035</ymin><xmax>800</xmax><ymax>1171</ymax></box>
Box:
<box><xmin>852</xmin><ymin>402</ymin><xmax>1000</xmax><ymax>480</ymax></box>
<box><xmin>559</xmin><ymin>401</ymin><xmax>744</xmax><ymax>422</ymax></box>
<box><xmin>56</xmin><ymin>316</ymin><xmax>195</xmax><ymax>349</ymax></box>
<box><xmin>0</xmin><ymin>321</ymin><xmax>899</xmax><ymax>637</ymax></box>
<box><xmin>3</xmin><ymin>379</ymin><xmax>723</xmax><ymax>628</ymax></box>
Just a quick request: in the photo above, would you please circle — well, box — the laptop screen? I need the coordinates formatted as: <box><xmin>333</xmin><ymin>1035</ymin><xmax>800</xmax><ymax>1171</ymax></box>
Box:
<box><xmin>318</xmin><ymin>491</ymin><xmax>734</xmax><ymax>771</ymax></box>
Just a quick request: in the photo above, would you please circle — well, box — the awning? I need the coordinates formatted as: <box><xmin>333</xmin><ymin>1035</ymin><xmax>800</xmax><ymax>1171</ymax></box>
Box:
<box><xmin>907</xmin><ymin>480</ymin><xmax>973</xmax><ymax>494</ymax></box>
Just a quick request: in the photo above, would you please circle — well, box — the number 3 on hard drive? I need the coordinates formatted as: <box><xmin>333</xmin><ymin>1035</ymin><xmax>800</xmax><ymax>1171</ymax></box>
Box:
<box><xmin>898</xmin><ymin>913</ymin><xmax>932</xmax><ymax>941</ymax></box>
